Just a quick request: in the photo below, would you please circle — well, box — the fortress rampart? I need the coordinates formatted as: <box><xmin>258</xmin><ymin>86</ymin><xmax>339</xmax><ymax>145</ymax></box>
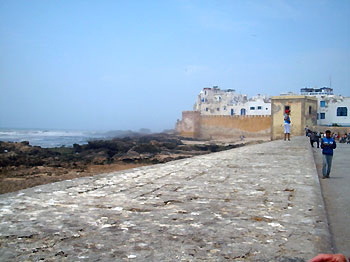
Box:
<box><xmin>0</xmin><ymin>137</ymin><xmax>331</xmax><ymax>260</ymax></box>
<box><xmin>180</xmin><ymin>111</ymin><xmax>271</xmax><ymax>139</ymax></box>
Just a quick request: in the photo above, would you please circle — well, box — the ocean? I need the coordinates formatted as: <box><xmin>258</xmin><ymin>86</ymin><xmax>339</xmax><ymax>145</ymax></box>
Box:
<box><xmin>0</xmin><ymin>129</ymin><xmax>108</xmax><ymax>148</ymax></box>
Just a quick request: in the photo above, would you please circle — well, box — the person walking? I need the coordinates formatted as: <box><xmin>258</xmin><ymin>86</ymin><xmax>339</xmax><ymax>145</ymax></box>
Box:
<box><xmin>320</xmin><ymin>130</ymin><xmax>337</xmax><ymax>179</ymax></box>
<box><xmin>305</xmin><ymin>125</ymin><xmax>310</xmax><ymax>136</ymax></box>
<box><xmin>314</xmin><ymin>132</ymin><xmax>320</xmax><ymax>148</ymax></box>
<box><xmin>310</xmin><ymin>132</ymin><xmax>319</xmax><ymax>147</ymax></box>
<box><xmin>284</xmin><ymin>109</ymin><xmax>291</xmax><ymax>141</ymax></box>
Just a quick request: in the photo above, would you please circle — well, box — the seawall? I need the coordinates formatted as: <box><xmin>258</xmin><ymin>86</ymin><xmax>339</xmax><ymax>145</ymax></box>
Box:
<box><xmin>0</xmin><ymin>137</ymin><xmax>331</xmax><ymax>261</ymax></box>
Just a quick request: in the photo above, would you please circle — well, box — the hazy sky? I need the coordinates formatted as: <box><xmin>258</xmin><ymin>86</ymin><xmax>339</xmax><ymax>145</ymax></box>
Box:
<box><xmin>1</xmin><ymin>0</ymin><xmax>349</xmax><ymax>131</ymax></box>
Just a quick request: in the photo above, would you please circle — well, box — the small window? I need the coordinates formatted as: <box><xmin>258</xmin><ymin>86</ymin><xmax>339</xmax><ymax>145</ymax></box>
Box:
<box><xmin>224</xmin><ymin>106</ymin><xmax>226</xmax><ymax>110</ymax></box>
<box><xmin>337</xmin><ymin>107</ymin><xmax>347</xmax><ymax>116</ymax></box>
<box><xmin>257</xmin><ymin>106</ymin><xmax>262</xmax><ymax>110</ymax></box>
<box><xmin>266</xmin><ymin>108</ymin><xmax>268</xmax><ymax>110</ymax></box>
<box><xmin>201</xmin><ymin>98</ymin><xmax>204</xmax><ymax>102</ymax></box>
<box><xmin>250</xmin><ymin>107</ymin><xmax>255</xmax><ymax>110</ymax></box>
<box><xmin>231</xmin><ymin>109</ymin><xmax>234</xmax><ymax>116</ymax></box>
<box><xmin>320</xmin><ymin>113</ymin><xmax>325</xmax><ymax>119</ymax></box>
<box><xmin>206</xmin><ymin>108</ymin><xmax>208</xmax><ymax>112</ymax></box>
<box><xmin>320</xmin><ymin>101</ymin><xmax>325</xmax><ymax>107</ymax></box>
<box><xmin>309</xmin><ymin>106</ymin><xmax>312</xmax><ymax>115</ymax></box>
<box><xmin>317</xmin><ymin>113</ymin><xmax>319</xmax><ymax>120</ymax></box>
<box><xmin>217</xmin><ymin>108</ymin><xmax>220</xmax><ymax>111</ymax></box>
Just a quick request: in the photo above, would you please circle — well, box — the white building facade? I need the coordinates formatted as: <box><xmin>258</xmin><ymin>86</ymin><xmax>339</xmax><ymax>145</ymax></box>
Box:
<box><xmin>300</xmin><ymin>87</ymin><xmax>350</xmax><ymax>126</ymax></box>
<box><xmin>194</xmin><ymin>86</ymin><xmax>271</xmax><ymax>116</ymax></box>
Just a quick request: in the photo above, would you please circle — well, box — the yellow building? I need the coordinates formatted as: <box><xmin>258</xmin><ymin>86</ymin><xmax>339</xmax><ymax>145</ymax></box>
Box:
<box><xmin>271</xmin><ymin>95</ymin><xmax>317</xmax><ymax>140</ymax></box>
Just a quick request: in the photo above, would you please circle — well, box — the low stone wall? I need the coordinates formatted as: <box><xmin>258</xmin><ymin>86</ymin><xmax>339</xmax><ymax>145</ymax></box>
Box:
<box><xmin>310</xmin><ymin>126</ymin><xmax>350</xmax><ymax>135</ymax></box>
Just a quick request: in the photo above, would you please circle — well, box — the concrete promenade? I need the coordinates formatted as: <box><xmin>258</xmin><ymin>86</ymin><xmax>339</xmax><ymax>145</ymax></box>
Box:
<box><xmin>313</xmin><ymin>143</ymin><xmax>350</xmax><ymax>257</ymax></box>
<box><xmin>0</xmin><ymin>137</ymin><xmax>331</xmax><ymax>261</ymax></box>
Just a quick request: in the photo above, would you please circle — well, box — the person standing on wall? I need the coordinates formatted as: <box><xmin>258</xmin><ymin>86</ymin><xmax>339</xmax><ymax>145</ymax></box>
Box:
<box><xmin>321</xmin><ymin>130</ymin><xmax>337</xmax><ymax>179</ymax></box>
<box><xmin>284</xmin><ymin>109</ymin><xmax>291</xmax><ymax>141</ymax></box>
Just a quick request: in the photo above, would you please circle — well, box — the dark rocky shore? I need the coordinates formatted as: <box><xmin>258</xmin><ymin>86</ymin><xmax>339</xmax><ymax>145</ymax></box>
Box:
<box><xmin>0</xmin><ymin>134</ymin><xmax>247</xmax><ymax>194</ymax></box>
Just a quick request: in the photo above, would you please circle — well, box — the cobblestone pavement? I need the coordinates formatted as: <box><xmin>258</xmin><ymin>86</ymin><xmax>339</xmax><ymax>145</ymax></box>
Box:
<box><xmin>0</xmin><ymin>137</ymin><xmax>331</xmax><ymax>261</ymax></box>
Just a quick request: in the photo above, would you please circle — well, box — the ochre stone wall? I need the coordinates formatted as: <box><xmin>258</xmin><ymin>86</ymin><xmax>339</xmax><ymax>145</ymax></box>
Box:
<box><xmin>181</xmin><ymin>111</ymin><xmax>201</xmax><ymax>138</ymax></box>
<box><xmin>180</xmin><ymin>112</ymin><xmax>271</xmax><ymax>139</ymax></box>
<box><xmin>200</xmin><ymin>115</ymin><xmax>271</xmax><ymax>139</ymax></box>
<box><xmin>180</xmin><ymin>96</ymin><xmax>320</xmax><ymax>140</ymax></box>
<box><xmin>271</xmin><ymin>99</ymin><xmax>302</xmax><ymax>140</ymax></box>
<box><xmin>304</xmin><ymin>99</ymin><xmax>318</xmax><ymax>130</ymax></box>
<box><xmin>271</xmin><ymin>96</ymin><xmax>317</xmax><ymax>140</ymax></box>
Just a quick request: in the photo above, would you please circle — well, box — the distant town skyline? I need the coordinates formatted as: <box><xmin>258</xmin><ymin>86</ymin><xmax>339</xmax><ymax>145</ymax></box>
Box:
<box><xmin>1</xmin><ymin>0</ymin><xmax>349</xmax><ymax>132</ymax></box>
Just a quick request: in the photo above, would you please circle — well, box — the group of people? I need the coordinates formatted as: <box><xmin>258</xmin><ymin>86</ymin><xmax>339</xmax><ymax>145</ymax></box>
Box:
<box><xmin>306</xmin><ymin>128</ymin><xmax>350</xmax><ymax>145</ymax></box>
<box><xmin>339</xmin><ymin>133</ymin><xmax>350</xmax><ymax>144</ymax></box>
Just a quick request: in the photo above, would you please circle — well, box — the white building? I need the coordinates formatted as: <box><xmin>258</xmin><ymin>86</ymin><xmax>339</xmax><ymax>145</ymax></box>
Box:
<box><xmin>194</xmin><ymin>86</ymin><xmax>271</xmax><ymax>116</ymax></box>
<box><xmin>300</xmin><ymin>87</ymin><xmax>350</xmax><ymax>127</ymax></box>
<box><xmin>300</xmin><ymin>87</ymin><xmax>334</xmax><ymax>96</ymax></box>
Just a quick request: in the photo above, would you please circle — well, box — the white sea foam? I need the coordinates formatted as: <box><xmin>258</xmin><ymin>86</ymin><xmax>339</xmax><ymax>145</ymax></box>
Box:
<box><xmin>0</xmin><ymin>129</ymin><xmax>106</xmax><ymax>148</ymax></box>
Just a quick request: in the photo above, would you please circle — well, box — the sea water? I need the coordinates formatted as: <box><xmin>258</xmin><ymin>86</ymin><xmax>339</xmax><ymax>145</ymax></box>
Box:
<box><xmin>0</xmin><ymin>128</ymin><xmax>107</xmax><ymax>148</ymax></box>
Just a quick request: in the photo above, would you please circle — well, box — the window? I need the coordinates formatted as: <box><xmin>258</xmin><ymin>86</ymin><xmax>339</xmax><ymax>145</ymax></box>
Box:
<box><xmin>224</xmin><ymin>106</ymin><xmax>226</xmax><ymax>110</ymax></box>
<box><xmin>206</xmin><ymin>108</ymin><xmax>208</xmax><ymax>112</ymax></box>
<box><xmin>241</xmin><ymin>108</ymin><xmax>246</xmax><ymax>116</ymax></box>
<box><xmin>317</xmin><ymin>113</ymin><xmax>319</xmax><ymax>120</ymax></box>
<box><xmin>250</xmin><ymin>107</ymin><xmax>255</xmax><ymax>110</ymax></box>
<box><xmin>320</xmin><ymin>101</ymin><xmax>325</xmax><ymax>107</ymax></box>
<box><xmin>309</xmin><ymin>106</ymin><xmax>312</xmax><ymax>115</ymax></box>
<box><xmin>217</xmin><ymin>108</ymin><xmax>220</xmax><ymax>111</ymax></box>
<box><xmin>201</xmin><ymin>98</ymin><xmax>204</xmax><ymax>102</ymax></box>
<box><xmin>266</xmin><ymin>108</ymin><xmax>268</xmax><ymax>110</ymax></box>
<box><xmin>257</xmin><ymin>106</ymin><xmax>262</xmax><ymax>110</ymax></box>
<box><xmin>337</xmin><ymin>107</ymin><xmax>348</xmax><ymax>116</ymax></box>
<box><xmin>320</xmin><ymin>113</ymin><xmax>325</xmax><ymax>119</ymax></box>
<box><xmin>231</xmin><ymin>109</ymin><xmax>234</xmax><ymax>116</ymax></box>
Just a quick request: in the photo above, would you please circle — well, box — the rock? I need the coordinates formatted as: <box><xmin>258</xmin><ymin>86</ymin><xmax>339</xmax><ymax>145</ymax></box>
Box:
<box><xmin>92</xmin><ymin>151</ymin><xmax>109</xmax><ymax>165</ymax></box>
<box><xmin>73</xmin><ymin>143</ymin><xmax>82</xmax><ymax>153</ymax></box>
<box><xmin>132</xmin><ymin>143</ymin><xmax>161</xmax><ymax>154</ymax></box>
<box><xmin>126</xmin><ymin>149</ymin><xmax>140</xmax><ymax>157</ymax></box>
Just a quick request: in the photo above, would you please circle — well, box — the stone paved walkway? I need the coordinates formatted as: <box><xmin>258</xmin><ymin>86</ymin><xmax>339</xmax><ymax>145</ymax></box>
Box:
<box><xmin>0</xmin><ymin>137</ymin><xmax>331</xmax><ymax>261</ymax></box>
<box><xmin>313</xmin><ymin>143</ymin><xmax>350</xmax><ymax>257</ymax></box>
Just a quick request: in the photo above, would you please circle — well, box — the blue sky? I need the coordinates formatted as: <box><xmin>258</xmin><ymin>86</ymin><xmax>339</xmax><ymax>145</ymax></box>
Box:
<box><xmin>1</xmin><ymin>0</ymin><xmax>349</xmax><ymax>131</ymax></box>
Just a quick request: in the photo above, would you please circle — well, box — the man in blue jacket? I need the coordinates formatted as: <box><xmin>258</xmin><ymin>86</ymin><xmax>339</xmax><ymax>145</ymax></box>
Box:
<box><xmin>320</xmin><ymin>130</ymin><xmax>337</xmax><ymax>179</ymax></box>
